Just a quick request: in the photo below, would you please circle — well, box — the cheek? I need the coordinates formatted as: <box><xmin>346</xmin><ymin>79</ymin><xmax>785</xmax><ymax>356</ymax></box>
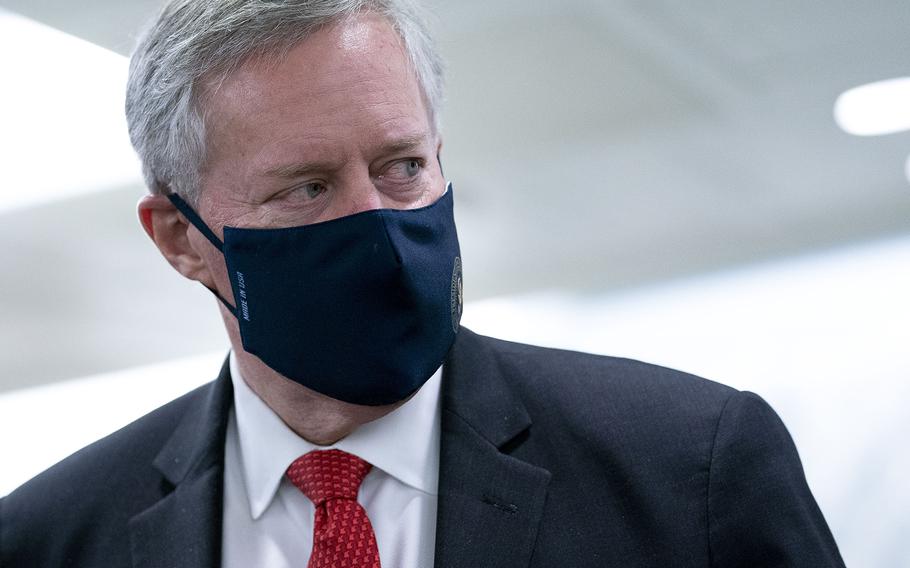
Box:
<box><xmin>187</xmin><ymin>229</ymin><xmax>234</xmax><ymax>300</ymax></box>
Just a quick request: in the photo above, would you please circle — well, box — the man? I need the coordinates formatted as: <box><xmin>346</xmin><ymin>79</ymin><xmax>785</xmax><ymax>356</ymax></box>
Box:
<box><xmin>0</xmin><ymin>1</ymin><xmax>845</xmax><ymax>566</ymax></box>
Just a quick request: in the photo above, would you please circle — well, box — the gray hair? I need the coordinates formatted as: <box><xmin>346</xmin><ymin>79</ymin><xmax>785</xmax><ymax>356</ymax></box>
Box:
<box><xmin>125</xmin><ymin>0</ymin><xmax>444</xmax><ymax>204</ymax></box>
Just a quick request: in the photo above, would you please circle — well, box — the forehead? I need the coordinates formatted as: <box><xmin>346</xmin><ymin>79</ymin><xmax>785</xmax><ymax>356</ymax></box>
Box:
<box><xmin>200</xmin><ymin>12</ymin><xmax>429</xmax><ymax>169</ymax></box>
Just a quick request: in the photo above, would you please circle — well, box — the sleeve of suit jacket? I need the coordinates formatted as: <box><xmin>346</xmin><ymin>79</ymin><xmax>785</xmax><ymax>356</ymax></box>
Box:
<box><xmin>707</xmin><ymin>391</ymin><xmax>846</xmax><ymax>567</ymax></box>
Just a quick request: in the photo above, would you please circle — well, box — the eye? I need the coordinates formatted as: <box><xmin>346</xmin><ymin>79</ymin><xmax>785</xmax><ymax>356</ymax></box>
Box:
<box><xmin>268</xmin><ymin>181</ymin><xmax>328</xmax><ymax>205</ymax></box>
<box><xmin>381</xmin><ymin>158</ymin><xmax>424</xmax><ymax>184</ymax></box>
<box><xmin>302</xmin><ymin>182</ymin><xmax>327</xmax><ymax>199</ymax></box>
<box><xmin>404</xmin><ymin>159</ymin><xmax>421</xmax><ymax>177</ymax></box>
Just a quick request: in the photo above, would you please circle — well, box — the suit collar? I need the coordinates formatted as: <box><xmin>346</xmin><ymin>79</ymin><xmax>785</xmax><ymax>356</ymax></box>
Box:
<box><xmin>152</xmin><ymin>357</ymin><xmax>233</xmax><ymax>485</ymax></box>
<box><xmin>440</xmin><ymin>327</ymin><xmax>532</xmax><ymax>448</ymax></box>
<box><xmin>129</xmin><ymin>356</ymin><xmax>234</xmax><ymax>568</ymax></box>
<box><xmin>435</xmin><ymin>327</ymin><xmax>551</xmax><ymax>568</ymax></box>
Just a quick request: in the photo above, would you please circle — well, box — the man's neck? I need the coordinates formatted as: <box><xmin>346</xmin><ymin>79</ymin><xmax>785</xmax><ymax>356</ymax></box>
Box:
<box><xmin>231</xmin><ymin>349</ymin><xmax>406</xmax><ymax>446</ymax></box>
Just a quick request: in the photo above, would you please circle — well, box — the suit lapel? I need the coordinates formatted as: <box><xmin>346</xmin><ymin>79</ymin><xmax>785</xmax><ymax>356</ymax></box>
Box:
<box><xmin>129</xmin><ymin>358</ymin><xmax>234</xmax><ymax>568</ymax></box>
<box><xmin>435</xmin><ymin>328</ymin><xmax>551</xmax><ymax>568</ymax></box>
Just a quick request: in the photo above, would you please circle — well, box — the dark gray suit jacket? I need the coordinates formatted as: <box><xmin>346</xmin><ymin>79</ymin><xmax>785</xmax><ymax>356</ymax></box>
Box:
<box><xmin>1</xmin><ymin>328</ymin><xmax>845</xmax><ymax>567</ymax></box>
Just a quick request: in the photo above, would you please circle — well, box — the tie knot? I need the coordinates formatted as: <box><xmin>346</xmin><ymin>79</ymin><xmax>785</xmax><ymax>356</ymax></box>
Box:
<box><xmin>286</xmin><ymin>449</ymin><xmax>373</xmax><ymax>506</ymax></box>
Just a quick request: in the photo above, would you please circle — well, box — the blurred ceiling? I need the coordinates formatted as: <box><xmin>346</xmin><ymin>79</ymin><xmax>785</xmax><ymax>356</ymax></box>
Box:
<box><xmin>2</xmin><ymin>0</ymin><xmax>909</xmax><ymax>391</ymax></box>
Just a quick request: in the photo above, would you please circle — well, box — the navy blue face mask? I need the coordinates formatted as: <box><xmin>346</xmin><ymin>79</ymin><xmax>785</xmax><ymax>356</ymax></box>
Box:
<box><xmin>167</xmin><ymin>183</ymin><xmax>462</xmax><ymax>406</ymax></box>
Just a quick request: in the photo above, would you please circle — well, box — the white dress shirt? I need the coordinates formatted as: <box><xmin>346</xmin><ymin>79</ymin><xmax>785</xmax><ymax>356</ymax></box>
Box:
<box><xmin>222</xmin><ymin>352</ymin><xmax>442</xmax><ymax>568</ymax></box>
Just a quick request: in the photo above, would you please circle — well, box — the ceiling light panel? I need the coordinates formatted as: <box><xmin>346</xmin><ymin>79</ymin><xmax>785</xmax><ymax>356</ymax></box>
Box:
<box><xmin>834</xmin><ymin>77</ymin><xmax>910</xmax><ymax>136</ymax></box>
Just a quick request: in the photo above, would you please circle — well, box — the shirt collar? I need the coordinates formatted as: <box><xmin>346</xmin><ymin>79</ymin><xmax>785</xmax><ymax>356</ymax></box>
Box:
<box><xmin>229</xmin><ymin>351</ymin><xmax>442</xmax><ymax>520</ymax></box>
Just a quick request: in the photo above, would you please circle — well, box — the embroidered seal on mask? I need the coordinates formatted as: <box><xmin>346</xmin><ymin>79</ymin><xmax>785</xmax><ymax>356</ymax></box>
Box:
<box><xmin>451</xmin><ymin>256</ymin><xmax>463</xmax><ymax>332</ymax></box>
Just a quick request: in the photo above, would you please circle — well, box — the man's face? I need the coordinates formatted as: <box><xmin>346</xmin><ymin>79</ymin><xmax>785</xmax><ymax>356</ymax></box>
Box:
<box><xmin>189</xmin><ymin>12</ymin><xmax>444</xmax><ymax>301</ymax></box>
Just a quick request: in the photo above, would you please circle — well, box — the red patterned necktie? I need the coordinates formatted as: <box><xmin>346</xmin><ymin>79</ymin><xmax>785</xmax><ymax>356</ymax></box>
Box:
<box><xmin>286</xmin><ymin>449</ymin><xmax>382</xmax><ymax>568</ymax></box>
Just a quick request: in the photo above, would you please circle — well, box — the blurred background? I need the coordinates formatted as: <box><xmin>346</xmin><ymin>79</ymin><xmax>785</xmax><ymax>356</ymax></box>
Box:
<box><xmin>1</xmin><ymin>0</ymin><xmax>908</xmax><ymax>565</ymax></box>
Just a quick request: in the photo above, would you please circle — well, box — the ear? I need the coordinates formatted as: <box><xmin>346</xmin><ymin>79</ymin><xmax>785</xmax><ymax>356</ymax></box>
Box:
<box><xmin>137</xmin><ymin>194</ymin><xmax>217</xmax><ymax>288</ymax></box>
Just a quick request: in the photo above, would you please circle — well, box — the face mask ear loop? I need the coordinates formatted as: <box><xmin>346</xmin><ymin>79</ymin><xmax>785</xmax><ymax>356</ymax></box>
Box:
<box><xmin>166</xmin><ymin>193</ymin><xmax>240</xmax><ymax>318</ymax></box>
<box><xmin>207</xmin><ymin>286</ymin><xmax>239</xmax><ymax>317</ymax></box>
<box><xmin>167</xmin><ymin>193</ymin><xmax>225</xmax><ymax>252</ymax></box>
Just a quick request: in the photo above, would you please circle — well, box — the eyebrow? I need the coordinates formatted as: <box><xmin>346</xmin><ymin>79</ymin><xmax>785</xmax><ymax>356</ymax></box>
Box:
<box><xmin>378</xmin><ymin>133</ymin><xmax>430</xmax><ymax>156</ymax></box>
<box><xmin>263</xmin><ymin>160</ymin><xmax>335</xmax><ymax>180</ymax></box>
<box><xmin>262</xmin><ymin>133</ymin><xmax>431</xmax><ymax>180</ymax></box>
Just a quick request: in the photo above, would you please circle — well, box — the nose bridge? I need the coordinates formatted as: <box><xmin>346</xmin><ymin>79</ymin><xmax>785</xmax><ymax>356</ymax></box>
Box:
<box><xmin>340</xmin><ymin>169</ymin><xmax>385</xmax><ymax>216</ymax></box>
